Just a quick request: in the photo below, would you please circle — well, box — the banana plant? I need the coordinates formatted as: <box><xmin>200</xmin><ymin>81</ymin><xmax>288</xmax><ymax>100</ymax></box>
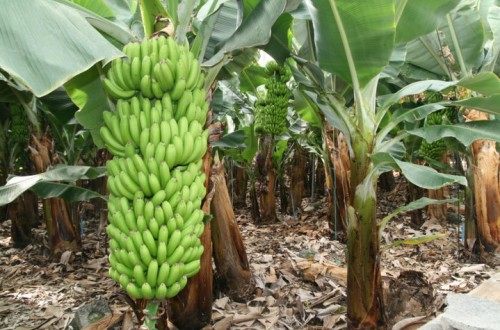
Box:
<box><xmin>402</xmin><ymin>0</ymin><xmax>500</xmax><ymax>252</ymax></box>
<box><xmin>296</xmin><ymin>1</ymin><xmax>500</xmax><ymax>328</ymax></box>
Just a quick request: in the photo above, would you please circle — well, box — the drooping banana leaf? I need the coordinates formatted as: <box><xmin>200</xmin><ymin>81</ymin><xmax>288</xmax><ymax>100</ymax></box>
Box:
<box><xmin>0</xmin><ymin>165</ymin><xmax>106</xmax><ymax>206</ymax></box>
<box><xmin>203</xmin><ymin>0</ymin><xmax>287</xmax><ymax>66</ymax></box>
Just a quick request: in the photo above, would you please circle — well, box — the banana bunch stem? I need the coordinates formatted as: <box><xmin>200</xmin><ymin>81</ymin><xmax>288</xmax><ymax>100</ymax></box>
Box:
<box><xmin>144</xmin><ymin>301</ymin><xmax>160</xmax><ymax>329</ymax></box>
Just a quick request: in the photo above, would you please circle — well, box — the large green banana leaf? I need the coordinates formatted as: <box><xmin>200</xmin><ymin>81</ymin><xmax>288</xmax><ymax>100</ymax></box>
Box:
<box><xmin>488</xmin><ymin>5</ymin><xmax>500</xmax><ymax>50</ymax></box>
<box><xmin>371</xmin><ymin>152</ymin><xmax>467</xmax><ymax>189</ymax></box>
<box><xmin>305</xmin><ymin>0</ymin><xmax>458</xmax><ymax>89</ymax></box>
<box><xmin>195</xmin><ymin>0</ymin><xmax>242</xmax><ymax>61</ymax></box>
<box><xmin>0</xmin><ymin>165</ymin><xmax>106</xmax><ymax>206</ymax></box>
<box><xmin>406</xmin><ymin>1</ymin><xmax>489</xmax><ymax>78</ymax></box>
<box><xmin>0</xmin><ymin>0</ymin><xmax>131</xmax><ymax>97</ymax></box>
<box><xmin>261</xmin><ymin>13</ymin><xmax>293</xmax><ymax>64</ymax></box>
<box><xmin>395</xmin><ymin>0</ymin><xmax>460</xmax><ymax>43</ymax></box>
<box><xmin>408</xmin><ymin>120</ymin><xmax>500</xmax><ymax>145</ymax></box>
<box><xmin>305</xmin><ymin>0</ymin><xmax>395</xmax><ymax>89</ymax></box>
<box><xmin>203</xmin><ymin>0</ymin><xmax>287</xmax><ymax>66</ymax></box>
<box><xmin>65</xmin><ymin>66</ymin><xmax>110</xmax><ymax>147</ymax></box>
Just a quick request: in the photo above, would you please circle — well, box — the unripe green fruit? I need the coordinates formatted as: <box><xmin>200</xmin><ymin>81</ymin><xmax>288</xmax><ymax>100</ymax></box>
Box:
<box><xmin>103</xmin><ymin>36</ymin><xmax>208</xmax><ymax>301</ymax></box>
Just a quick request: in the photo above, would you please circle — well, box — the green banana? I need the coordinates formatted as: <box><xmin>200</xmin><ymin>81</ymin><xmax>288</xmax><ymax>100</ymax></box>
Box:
<box><xmin>158</xmin><ymin>161</ymin><xmax>171</xmax><ymax>187</ymax></box>
<box><xmin>158</xmin><ymin>225</ymin><xmax>169</xmax><ymax>243</ymax></box>
<box><xmin>146</xmin><ymin>259</ymin><xmax>159</xmax><ymax>288</ymax></box>
<box><xmin>130</xmin><ymin>230</ymin><xmax>144</xmax><ymax>252</ymax></box>
<box><xmin>139</xmin><ymin>244</ymin><xmax>153</xmax><ymax>265</ymax></box>
<box><xmin>141</xmin><ymin>282</ymin><xmax>155</xmax><ymax>300</ymax></box>
<box><xmin>128</xmin><ymin>115</ymin><xmax>141</xmax><ymax>146</ymax></box>
<box><xmin>140</xmin><ymin>75</ymin><xmax>154</xmax><ymax>99</ymax></box>
<box><xmin>165</xmin><ymin>282</ymin><xmax>182</xmax><ymax>298</ymax></box>
<box><xmin>103</xmin><ymin>78</ymin><xmax>135</xmax><ymax>100</ymax></box>
<box><xmin>161</xmin><ymin>201</ymin><xmax>174</xmax><ymax>220</ymax></box>
<box><xmin>157</xmin><ymin>242</ymin><xmax>167</xmax><ymax>264</ymax></box>
<box><xmin>170</xmin><ymin>79</ymin><xmax>186</xmax><ymax>101</ymax></box>
<box><xmin>106</xmin><ymin>159</ymin><xmax>121</xmax><ymax>177</ymax></box>
<box><xmin>165</xmin><ymin>263</ymin><xmax>182</xmax><ymax>287</ymax></box>
<box><xmin>121</xmin><ymin>61</ymin><xmax>135</xmax><ymax>90</ymax></box>
<box><xmin>160</xmin><ymin>121</ymin><xmax>172</xmax><ymax>145</ymax></box>
<box><xmin>154</xmin><ymin>205</ymin><xmax>166</xmax><ymax>226</ymax></box>
<box><xmin>157</xmin><ymin>261</ymin><xmax>171</xmax><ymax>283</ymax></box>
<box><xmin>166</xmin><ymin>217</ymin><xmax>177</xmax><ymax>235</ymax></box>
<box><xmin>128</xmin><ymin>250</ymin><xmax>145</xmax><ymax>268</ymax></box>
<box><xmin>119</xmin><ymin>273</ymin><xmax>130</xmax><ymax>289</ymax></box>
<box><xmin>165</xmin><ymin>177</ymin><xmax>179</xmax><ymax>200</ymax></box>
<box><xmin>166</xmin><ymin>229</ymin><xmax>182</xmax><ymax>256</ymax></box>
<box><xmin>165</xmin><ymin>144</ymin><xmax>177</xmax><ymax>169</ymax></box>
<box><xmin>131</xmin><ymin>57</ymin><xmax>142</xmax><ymax>88</ymax></box>
<box><xmin>148</xmin><ymin>217</ymin><xmax>160</xmax><ymax>239</ymax></box>
<box><xmin>166</xmin><ymin>245</ymin><xmax>184</xmax><ymax>265</ymax></box>
<box><xmin>137</xmin><ymin>171</ymin><xmax>153</xmax><ymax>197</ymax></box>
<box><xmin>184</xmin><ymin>259</ymin><xmax>201</xmax><ymax>278</ymax></box>
<box><xmin>136</xmin><ymin>215</ymin><xmax>148</xmax><ymax>232</ymax></box>
<box><xmin>133</xmin><ymin>264</ymin><xmax>147</xmax><ymax>286</ymax></box>
<box><xmin>152</xmin><ymin>190</ymin><xmax>167</xmax><ymax>207</ymax></box>
<box><xmin>109</xmin><ymin>267</ymin><xmax>120</xmax><ymax>282</ymax></box>
<box><xmin>100</xmin><ymin>127</ymin><xmax>125</xmax><ymax>157</ymax></box>
<box><xmin>150</xmin><ymin>107</ymin><xmax>162</xmax><ymax>125</ymax></box>
<box><xmin>126</xmin><ymin>282</ymin><xmax>143</xmax><ymax>299</ymax></box>
<box><xmin>172</xmin><ymin>136</ymin><xmax>184</xmax><ymax>166</ymax></box>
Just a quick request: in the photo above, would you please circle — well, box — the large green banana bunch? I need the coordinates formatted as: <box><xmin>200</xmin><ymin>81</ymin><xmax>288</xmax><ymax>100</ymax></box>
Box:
<box><xmin>418</xmin><ymin>139</ymin><xmax>447</xmax><ymax>161</ymax></box>
<box><xmin>254</xmin><ymin>62</ymin><xmax>291</xmax><ymax>135</ymax></box>
<box><xmin>418</xmin><ymin>111</ymin><xmax>446</xmax><ymax>161</ymax></box>
<box><xmin>101</xmin><ymin>36</ymin><xmax>208</xmax><ymax>301</ymax></box>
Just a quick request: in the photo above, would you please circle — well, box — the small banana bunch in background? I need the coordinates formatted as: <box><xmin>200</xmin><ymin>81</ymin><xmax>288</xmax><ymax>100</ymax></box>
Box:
<box><xmin>418</xmin><ymin>111</ymin><xmax>447</xmax><ymax>161</ymax></box>
<box><xmin>254</xmin><ymin>61</ymin><xmax>292</xmax><ymax>135</ymax></box>
<box><xmin>101</xmin><ymin>36</ymin><xmax>209</xmax><ymax>300</ymax></box>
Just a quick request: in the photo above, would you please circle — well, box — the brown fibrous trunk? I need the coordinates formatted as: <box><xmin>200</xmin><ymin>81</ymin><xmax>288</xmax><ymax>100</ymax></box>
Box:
<box><xmin>408</xmin><ymin>182</ymin><xmax>425</xmax><ymax>228</ymax></box>
<box><xmin>30</xmin><ymin>133</ymin><xmax>79</xmax><ymax>256</ymax></box>
<box><xmin>288</xmin><ymin>144</ymin><xmax>307</xmax><ymax>214</ymax></box>
<box><xmin>8</xmin><ymin>195</ymin><xmax>34</xmax><ymax>248</ymax></box>
<box><xmin>466</xmin><ymin>110</ymin><xmax>500</xmax><ymax>252</ymax></box>
<box><xmin>232</xmin><ymin>165</ymin><xmax>248</xmax><ymax>208</ymax></box>
<box><xmin>254</xmin><ymin>134</ymin><xmax>278</xmax><ymax>224</ymax></box>
<box><xmin>324</xmin><ymin>125</ymin><xmax>348</xmax><ymax>238</ymax></box>
<box><xmin>211</xmin><ymin>156</ymin><xmax>255</xmax><ymax>301</ymax></box>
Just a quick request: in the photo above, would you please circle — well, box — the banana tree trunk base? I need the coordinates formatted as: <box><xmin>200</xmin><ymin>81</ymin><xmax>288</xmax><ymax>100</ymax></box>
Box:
<box><xmin>466</xmin><ymin>110</ymin><xmax>500</xmax><ymax>252</ymax></box>
<box><xmin>232</xmin><ymin>165</ymin><xmax>248</xmax><ymax>208</ymax></box>
<box><xmin>289</xmin><ymin>144</ymin><xmax>307</xmax><ymax>214</ymax></box>
<box><xmin>211</xmin><ymin>157</ymin><xmax>255</xmax><ymax>301</ymax></box>
<box><xmin>408</xmin><ymin>182</ymin><xmax>425</xmax><ymax>228</ymax></box>
<box><xmin>8</xmin><ymin>196</ymin><xmax>33</xmax><ymax>248</ymax></box>
<box><xmin>45</xmin><ymin>198</ymin><xmax>79</xmax><ymax>255</ymax></box>
<box><xmin>31</xmin><ymin>133</ymin><xmax>79</xmax><ymax>256</ymax></box>
<box><xmin>254</xmin><ymin>135</ymin><xmax>278</xmax><ymax>224</ymax></box>
<box><xmin>471</xmin><ymin>139</ymin><xmax>500</xmax><ymax>252</ymax></box>
<box><xmin>427</xmin><ymin>187</ymin><xmax>449</xmax><ymax>223</ymax></box>
<box><xmin>325</xmin><ymin>127</ymin><xmax>349</xmax><ymax>239</ymax></box>
<box><xmin>346</xmin><ymin>199</ymin><xmax>385</xmax><ymax>329</ymax></box>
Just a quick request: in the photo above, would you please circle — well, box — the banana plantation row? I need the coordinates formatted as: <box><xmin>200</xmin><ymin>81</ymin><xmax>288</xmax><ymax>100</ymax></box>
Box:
<box><xmin>1</xmin><ymin>0</ymin><xmax>500</xmax><ymax>329</ymax></box>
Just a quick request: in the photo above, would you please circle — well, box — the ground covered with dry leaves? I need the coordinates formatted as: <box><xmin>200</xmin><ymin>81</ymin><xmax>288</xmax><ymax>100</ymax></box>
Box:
<box><xmin>0</xmin><ymin>179</ymin><xmax>498</xmax><ymax>329</ymax></box>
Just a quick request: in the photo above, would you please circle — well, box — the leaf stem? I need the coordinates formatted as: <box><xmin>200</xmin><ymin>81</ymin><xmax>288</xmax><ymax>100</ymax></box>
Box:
<box><xmin>446</xmin><ymin>14</ymin><xmax>469</xmax><ymax>78</ymax></box>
